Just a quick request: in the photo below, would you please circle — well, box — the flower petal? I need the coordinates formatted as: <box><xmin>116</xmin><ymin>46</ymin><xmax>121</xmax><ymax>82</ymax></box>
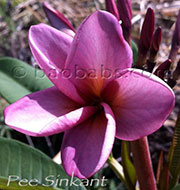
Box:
<box><xmin>29</xmin><ymin>23</ymin><xmax>72</xmax><ymax>70</ymax></box>
<box><xmin>61</xmin><ymin>103</ymin><xmax>116</xmax><ymax>178</ymax></box>
<box><xmin>29</xmin><ymin>23</ymin><xmax>85</xmax><ymax>104</ymax></box>
<box><xmin>65</xmin><ymin>11</ymin><xmax>132</xmax><ymax>100</ymax></box>
<box><xmin>4</xmin><ymin>87</ymin><xmax>96</xmax><ymax>136</ymax></box>
<box><xmin>43</xmin><ymin>2</ymin><xmax>75</xmax><ymax>37</ymax></box>
<box><xmin>102</xmin><ymin>69</ymin><xmax>175</xmax><ymax>141</ymax></box>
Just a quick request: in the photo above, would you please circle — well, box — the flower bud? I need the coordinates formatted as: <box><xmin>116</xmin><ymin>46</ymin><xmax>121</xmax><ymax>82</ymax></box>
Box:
<box><xmin>117</xmin><ymin>0</ymin><xmax>132</xmax><ymax>44</ymax></box>
<box><xmin>169</xmin><ymin>11</ymin><xmax>180</xmax><ymax>63</ymax></box>
<box><xmin>105</xmin><ymin>0</ymin><xmax>120</xmax><ymax>20</ymax></box>
<box><xmin>147</xmin><ymin>27</ymin><xmax>162</xmax><ymax>72</ymax></box>
<box><xmin>150</xmin><ymin>27</ymin><xmax>162</xmax><ymax>62</ymax></box>
<box><xmin>42</xmin><ymin>2</ymin><xmax>75</xmax><ymax>36</ymax></box>
<box><xmin>136</xmin><ymin>8</ymin><xmax>155</xmax><ymax>66</ymax></box>
<box><xmin>154</xmin><ymin>59</ymin><xmax>171</xmax><ymax>79</ymax></box>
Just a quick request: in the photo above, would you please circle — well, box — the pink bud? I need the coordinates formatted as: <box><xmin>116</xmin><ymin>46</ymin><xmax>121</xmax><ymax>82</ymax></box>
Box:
<box><xmin>139</xmin><ymin>8</ymin><xmax>155</xmax><ymax>56</ymax></box>
<box><xmin>105</xmin><ymin>0</ymin><xmax>120</xmax><ymax>20</ymax></box>
<box><xmin>117</xmin><ymin>0</ymin><xmax>132</xmax><ymax>44</ymax></box>
<box><xmin>154</xmin><ymin>59</ymin><xmax>171</xmax><ymax>79</ymax></box>
<box><xmin>150</xmin><ymin>27</ymin><xmax>162</xmax><ymax>58</ymax></box>
<box><xmin>169</xmin><ymin>11</ymin><xmax>180</xmax><ymax>63</ymax></box>
<box><xmin>148</xmin><ymin>27</ymin><xmax>162</xmax><ymax>71</ymax></box>
<box><xmin>42</xmin><ymin>2</ymin><xmax>75</xmax><ymax>36</ymax></box>
<box><xmin>136</xmin><ymin>8</ymin><xmax>155</xmax><ymax>66</ymax></box>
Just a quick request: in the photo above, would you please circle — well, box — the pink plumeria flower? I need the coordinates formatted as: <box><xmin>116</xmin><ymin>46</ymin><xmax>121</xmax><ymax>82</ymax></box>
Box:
<box><xmin>4</xmin><ymin>11</ymin><xmax>174</xmax><ymax>179</ymax></box>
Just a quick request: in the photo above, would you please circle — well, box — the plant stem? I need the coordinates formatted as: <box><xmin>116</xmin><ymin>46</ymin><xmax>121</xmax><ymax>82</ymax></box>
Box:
<box><xmin>107</xmin><ymin>153</ymin><xmax>127</xmax><ymax>186</ymax></box>
<box><xmin>131</xmin><ymin>137</ymin><xmax>157</xmax><ymax>190</ymax></box>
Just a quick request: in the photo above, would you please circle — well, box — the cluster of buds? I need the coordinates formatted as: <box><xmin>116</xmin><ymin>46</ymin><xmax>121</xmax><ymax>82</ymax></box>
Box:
<box><xmin>105</xmin><ymin>1</ymin><xmax>180</xmax><ymax>88</ymax></box>
<box><xmin>135</xmin><ymin>8</ymin><xmax>180</xmax><ymax>88</ymax></box>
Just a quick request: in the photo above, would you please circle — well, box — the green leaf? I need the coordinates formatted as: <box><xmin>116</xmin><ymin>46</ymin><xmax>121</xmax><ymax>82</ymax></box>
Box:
<box><xmin>121</xmin><ymin>141</ymin><xmax>136</xmax><ymax>190</ymax></box>
<box><xmin>0</xmin><ymin>57</ymin><xmax>53</xmax><ymax>104</ymax></box>
<box><xmin>0</xmin><ymin>137</ymin><xmax>86</xmax><ymax>190</ymax></box>
<box><xmin>168</xmin><ymin>113</ymin><xmax>180</xmax><ymax>189</ymax></box>
<box><xmin>131</xmin><ymin>40</ymin><xmax>138</xmax><ymax>64</ymax></box>
<box><xmin>0</xmin><ymin>177</ymin><xmax>61</xmax><ymax>190</ymax></box>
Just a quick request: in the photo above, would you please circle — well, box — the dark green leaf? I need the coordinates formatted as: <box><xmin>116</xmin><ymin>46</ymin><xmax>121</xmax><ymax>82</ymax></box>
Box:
<box><xmin>0</xmin><ymin>137</ymin><xmax>86</xmax><ymax>190</ymax></box>
<box><xmin>0</xmin><ymin>57</ymin><xmax>53</xmax><ymax>104</ymax></box>
<box><xmin>0</xmin><ymin>177</ymin><xmax>61</xmax><ymax>190</ymax></box>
